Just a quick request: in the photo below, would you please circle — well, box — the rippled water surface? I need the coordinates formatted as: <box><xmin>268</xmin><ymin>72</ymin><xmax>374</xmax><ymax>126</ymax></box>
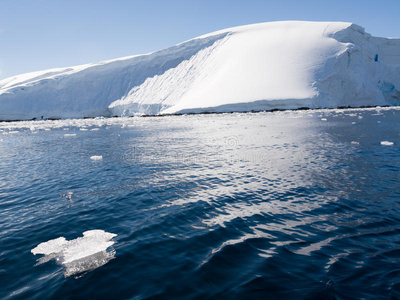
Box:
<box><xmin>1</xmin><ymin>107</ymin><xmax>400</xmax><ymax>299</ymax></box>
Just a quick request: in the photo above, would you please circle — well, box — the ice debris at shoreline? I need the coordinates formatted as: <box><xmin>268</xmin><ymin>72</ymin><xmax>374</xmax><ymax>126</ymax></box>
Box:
<box><xmin>31</xmin><ymin>230</ymin><xmax>117</xmax><ymax>278</ymax></box>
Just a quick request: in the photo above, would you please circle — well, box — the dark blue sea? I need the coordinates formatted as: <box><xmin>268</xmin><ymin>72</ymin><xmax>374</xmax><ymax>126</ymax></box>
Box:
<box><xmin>1</xmin><ymin>107</ymin><xmax>399</xmax><ymax>299</ymax></box>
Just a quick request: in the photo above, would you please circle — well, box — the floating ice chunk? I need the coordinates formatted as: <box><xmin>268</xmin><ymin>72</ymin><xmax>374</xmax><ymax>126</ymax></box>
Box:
<box><xmin>380</xmin><ymin>141</ymin><xmax>394</xmax><ymax>146</ymax></box>
<box><xmin>32</xmin><ymin>237</ymin><xmax>68</xmax><ymax>256</ymax></box>
<box><xmin>91</xmin><ymin>128</ymin><xmax>100</xmax><ymax>131</ymax></box>
<box><xmin>90</xmin><ymin>155</ymin><xmax>103</xmax><ymax>160</ymax></box>
<box><xmin>80</xmin><ymin>128</ymin><xmax>88</xmax><ymax>131</ymax></box>
<box><xmin>31</xmin><ymin>230</ymin><xmax>117</xmax><ymax>277</ymax></box>
<box><xmin>61</xmin><ymin>191</ymin><xmax>74</xmax><ymax>200</ymax></box>
<box><xmin>351</xmin><ymin>141</ymin><xmax>360</xmax><ymax>145</ymax></box>
<box><xmin>321</xmin><ymin>118</ymin><xmax>327</xmax><ymax>121</ymax></box>
<box><xmin>64</xmin><ymin>133</ymin><xmax>76</xmax><ymax>137</ymax></box>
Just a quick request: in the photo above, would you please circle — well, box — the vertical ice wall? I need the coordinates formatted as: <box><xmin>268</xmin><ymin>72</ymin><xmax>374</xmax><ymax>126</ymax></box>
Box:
<box><xmin>313</xmin><ymin>24</ymin><xmax>400</xmax><ymax>108</ymax></box>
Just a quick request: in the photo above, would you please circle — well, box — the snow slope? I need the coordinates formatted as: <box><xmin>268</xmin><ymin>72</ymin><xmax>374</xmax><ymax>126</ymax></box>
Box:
<box><xmin>0</xmin><ymin>21</ymin><xmax>399</xmax><ymax>120</ymax></box>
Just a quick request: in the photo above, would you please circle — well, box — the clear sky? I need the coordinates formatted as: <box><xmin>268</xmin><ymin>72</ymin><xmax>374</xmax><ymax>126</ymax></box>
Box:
<box><xmin>1</xmin><ymin>0</ymin><xmax>399</xmax><ymax>80</ymax></box>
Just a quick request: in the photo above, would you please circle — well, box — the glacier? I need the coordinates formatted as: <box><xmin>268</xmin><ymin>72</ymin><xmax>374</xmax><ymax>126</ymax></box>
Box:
<box><xmin>0</xmin><ymin>21</ymin><xmax>399</xmax><ymax>120</ymax></box>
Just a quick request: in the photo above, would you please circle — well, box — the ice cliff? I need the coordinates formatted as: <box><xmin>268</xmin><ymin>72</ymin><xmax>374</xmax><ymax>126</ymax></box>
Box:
<box><xmin>0</xmin><ymin>21</ymin><xmax>399</xmax><ymax>120</ymax></box>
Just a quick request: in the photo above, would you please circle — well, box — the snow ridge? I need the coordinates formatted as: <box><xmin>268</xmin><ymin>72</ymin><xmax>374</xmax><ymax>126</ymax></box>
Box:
<box><xmin>0</xmin><ymin>21</ymin><xmax>399</xmax><ymax>120</ymax></box>
<box><xmin>0</xmin><ymin>32</ymin><xmax>228</xmax><ymax>120</ymax></box>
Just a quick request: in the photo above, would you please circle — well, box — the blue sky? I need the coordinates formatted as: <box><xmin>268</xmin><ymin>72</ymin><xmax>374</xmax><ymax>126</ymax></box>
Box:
<box><xmin>1</xmin><ymin>0</ymin><xmax>399</xmax><ymax>80</ymax></box>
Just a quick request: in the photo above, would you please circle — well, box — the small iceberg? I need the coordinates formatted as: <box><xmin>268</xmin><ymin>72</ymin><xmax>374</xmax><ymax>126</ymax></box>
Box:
<box><xmin>380</xmin><ymin>141</ymin><xmax>394</xmax><ymax>146</ymax></box>
<box><xmin>31</xmin><ymin>230</ymin><xmax>117</xmax><ymax>278</ymax></box>
<box><xmin>90</xmin><ymin>155</ymin><xmax>103</xmax><ymax>160</ymax></box>
<box><xmin>60</xmin><ymin>191</ymin><xmax>74</xmax><ymax>201</ymax></box>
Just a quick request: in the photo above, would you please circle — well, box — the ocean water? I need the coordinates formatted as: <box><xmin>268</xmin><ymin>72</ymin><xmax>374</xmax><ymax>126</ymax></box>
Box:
<box><xmin>0</xmin><ymin>107</ymin><xmax>399</xmax><ymax>299</ymax></box>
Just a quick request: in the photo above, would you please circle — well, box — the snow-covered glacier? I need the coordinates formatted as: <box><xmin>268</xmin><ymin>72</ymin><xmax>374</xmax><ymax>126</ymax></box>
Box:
<box><xmin>0</xmin><ymin>21</ymin><xmax>399</xmax><ymax>120</ymax></box>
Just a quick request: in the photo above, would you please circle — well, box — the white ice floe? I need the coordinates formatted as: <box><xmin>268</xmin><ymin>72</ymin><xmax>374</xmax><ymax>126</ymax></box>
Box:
<box><xmin>380</xmin><ymin>141</ymin><xmax>394</xmax><ymax>146</ymax></box>
<box><xmin>31</xmin><ymin>230</ymin><xmax>117</xmax><ymax>277</ymax></box>
<box><xmin>60</xmin><ymin>191</ymin><xmax>74</xmax><ymax>200</ymax></box>
<box><xmin>90</xmin><ymin>155</ymin><xmax>103</xmax><ymax>160</ymax></box>
<box><xmin>64</xmin><ymin>133</ymin><xmax>76</xmax><ymax>137</ymax></box>
<box><xmin>0</xmin><ymin>21</ymin><xmax>399</xmax><ymax>120</ymax></box>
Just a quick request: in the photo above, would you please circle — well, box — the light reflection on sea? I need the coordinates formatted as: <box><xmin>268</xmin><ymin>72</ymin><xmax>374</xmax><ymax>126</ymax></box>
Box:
<box><xmin>0</xmin><ymin>107</ymin><xmax>399</xmax><ymax>299</ymax></box>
